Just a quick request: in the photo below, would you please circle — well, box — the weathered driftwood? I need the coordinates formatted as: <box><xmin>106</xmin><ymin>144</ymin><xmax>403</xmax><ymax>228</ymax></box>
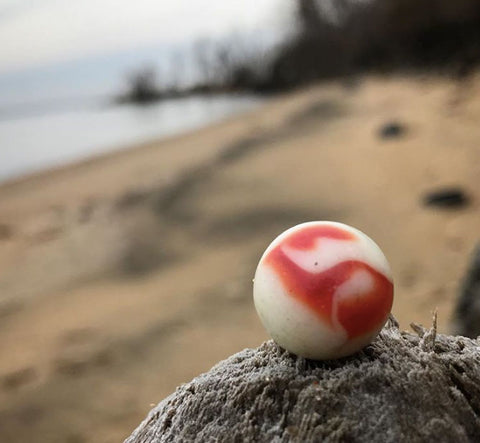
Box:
<box><xmin>126</xmin><ymin>317</ymin><xmax>480</xmax><ymax>442</ymax></box>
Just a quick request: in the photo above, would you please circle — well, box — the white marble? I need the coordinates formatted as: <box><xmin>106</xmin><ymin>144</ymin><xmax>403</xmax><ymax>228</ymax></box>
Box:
<box><xmin>253</xmin><ymin>221</ymin><xmax>394</xmax><ymax>360</ymax></box>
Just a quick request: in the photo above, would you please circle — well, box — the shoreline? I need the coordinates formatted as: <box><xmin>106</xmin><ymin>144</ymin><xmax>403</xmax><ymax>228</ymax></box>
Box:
<box><xmin>0</xmin><ymin>93</ymin><xmax>262</xmax><ymax>189</ymax></box>
<box><xmin>0</xmin><ymin>101</ymin><xmax>261</xmax><ymax>189</ymax></box>
<box><xmin>0</xmin><ymin>92</ymin><xmax>287</xmax><ymax>221</ymax></box>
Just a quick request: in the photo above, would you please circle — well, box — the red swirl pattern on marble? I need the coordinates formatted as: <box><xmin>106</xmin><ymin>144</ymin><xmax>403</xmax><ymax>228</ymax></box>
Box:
<box><xmin>265</xmin><ymin>225</ymin><xmax>393</xmax><ymax>338</ymax></box>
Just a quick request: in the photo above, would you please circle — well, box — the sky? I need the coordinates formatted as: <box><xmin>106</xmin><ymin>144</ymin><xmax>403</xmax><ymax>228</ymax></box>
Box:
<box><xmin>0</xmin><ymin>0</ymin><xmax>293</xmax><ymax>74</ymax></box>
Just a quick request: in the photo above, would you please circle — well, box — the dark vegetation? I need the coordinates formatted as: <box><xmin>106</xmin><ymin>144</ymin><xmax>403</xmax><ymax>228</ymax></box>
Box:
<box><xmin>117</xmin><ymin>67</ymin><xmax>162</xmax><ymax>104</ymax></box>
<box><xmin>453</xmin><ymin>244</ymin><xmax>480</xmax><ymax>338</ymax></box>
<box><xmin>271</xmin><ymin>0</ymin><xmax>480</xmax><ymax>88</ymax></box>
<box><xmin>121</xmin><ymin>0</ymin><xmax>480</xmax><ymax>104</ymax></box>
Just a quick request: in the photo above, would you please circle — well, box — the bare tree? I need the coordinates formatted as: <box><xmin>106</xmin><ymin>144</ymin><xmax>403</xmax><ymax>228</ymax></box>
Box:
<box><xmin>124</xmin><ymin>66</ymin><xmax>161</xmax><ymax>104</ymax></box>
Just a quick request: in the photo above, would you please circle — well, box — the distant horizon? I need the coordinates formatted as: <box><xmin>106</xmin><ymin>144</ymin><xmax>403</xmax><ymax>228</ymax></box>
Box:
<box><xmin>0</xmin><ymin>0</ymin><xmax>292</xmax><ymax>73</ymax></box>
<box><xmin>0</xmin><ymin>27</ymin><xmax>284</xmax><ymax>115</ymax></box>
<box><xmin>0</xmin><ymin>42</ymin><xmax>186</xmax><ymax>109</ymax></box>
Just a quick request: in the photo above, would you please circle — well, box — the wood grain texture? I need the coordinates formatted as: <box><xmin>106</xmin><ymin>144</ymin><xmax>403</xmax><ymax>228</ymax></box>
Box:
<box><xmin>126</xmin><ymin>317</ymin><xmax>480</xmax><ymax>442</ymax></box>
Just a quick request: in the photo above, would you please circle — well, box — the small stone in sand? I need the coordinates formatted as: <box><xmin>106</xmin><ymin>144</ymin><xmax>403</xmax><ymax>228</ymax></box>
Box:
<box><xmin>423</xmin><ymin>187</ymin><xmax>470</xmax><ymax>209</ymax></box>
<box><xmin>378</xmin><ymin>121</ymin><xmax>406</xmax><ymax>139</ymax></box>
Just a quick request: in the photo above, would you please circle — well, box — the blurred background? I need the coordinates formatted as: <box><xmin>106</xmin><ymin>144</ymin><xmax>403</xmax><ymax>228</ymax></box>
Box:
<box><xmin>1</xmin><ymin>0</ymin><xmax>480</xmax><ymax>441</ymax></box>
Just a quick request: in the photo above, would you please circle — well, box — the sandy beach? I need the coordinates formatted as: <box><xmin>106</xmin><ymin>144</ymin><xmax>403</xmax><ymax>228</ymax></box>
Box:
<box><xmin>1</xmin><ymin>74</ymin><xmax>479</xmax><ymax>442</ymax></box>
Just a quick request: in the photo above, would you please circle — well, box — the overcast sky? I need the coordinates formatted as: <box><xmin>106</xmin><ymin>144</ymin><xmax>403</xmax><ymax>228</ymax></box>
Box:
<box><xmin>0</xmin><ymin>0</ymin><xmax>292</xmax><ymax>73</ymax></box>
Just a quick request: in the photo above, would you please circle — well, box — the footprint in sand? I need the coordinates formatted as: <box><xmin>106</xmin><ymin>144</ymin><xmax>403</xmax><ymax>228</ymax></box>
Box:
<box><xmin>1</xmin><ymin>367</ymin><xmax>37</xmax><ymax>391</ymax></box>
<box><xmin>0</xmin><ymin>223</ymin><xmax>13</xmax><ymax>240</ymax></box>
<box><xmin>54</xmin><ymin>328</ymin><xmax>113</xmax><ymax>377</ymax></box>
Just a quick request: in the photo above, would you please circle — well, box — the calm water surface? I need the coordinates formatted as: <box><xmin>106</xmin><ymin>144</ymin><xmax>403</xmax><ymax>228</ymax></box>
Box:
<box><xmin>0</xmin><ymin>95</ymin><xmax>261</xmax><ymax>183</ymax></box>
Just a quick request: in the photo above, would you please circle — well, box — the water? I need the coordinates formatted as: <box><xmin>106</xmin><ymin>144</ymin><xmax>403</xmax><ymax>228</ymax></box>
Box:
<box><xmin>0</xmin><ymin>94</ymin><xmax>261</xmax><ymax>183</ymax></box>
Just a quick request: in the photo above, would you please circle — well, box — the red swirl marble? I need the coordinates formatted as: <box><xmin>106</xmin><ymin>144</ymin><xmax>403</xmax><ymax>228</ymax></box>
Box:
<box><xmin>253</xmin><ymin>221</ymin><xmax>394</xmax><ymax>360</ymax></box>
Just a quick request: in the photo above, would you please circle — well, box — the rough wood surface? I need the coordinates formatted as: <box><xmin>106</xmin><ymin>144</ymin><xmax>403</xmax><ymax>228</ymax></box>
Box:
<box><xmin>125</xmin><ymin>318</ymin><xmax>480</xmax><ymax>442</ymax></box>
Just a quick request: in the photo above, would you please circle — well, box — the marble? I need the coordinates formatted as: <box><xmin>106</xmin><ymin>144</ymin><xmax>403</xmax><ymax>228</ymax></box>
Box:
<box><xmin>253</xmin><ymin>221</ymin><xmax>394</xmax><ymax>360</ymax></box>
